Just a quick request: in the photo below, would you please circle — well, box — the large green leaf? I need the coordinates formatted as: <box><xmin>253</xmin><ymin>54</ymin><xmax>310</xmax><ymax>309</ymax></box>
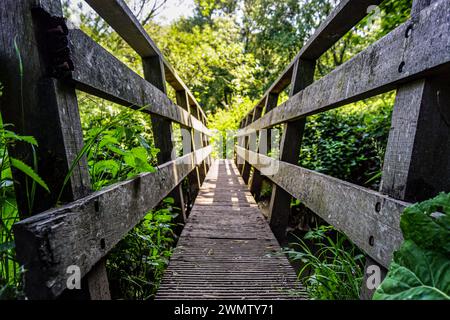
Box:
<box><xmin>374</xmin><ymin>193</ymin><xmax>450</xmax><ymax>300</ymax></box>
<box><xmin>401</xmin><ymin>193</ymin><xmax>450</xmax><ymax>256</ymax></box>
<box><xmin>10</xmin><ymin>158</ymin><xmax>50</xmax><ymax>193</ymax></box>
<box><xmin>374</xmin><ymin>241</ymin><xmax>450</xmax><ymax>300</ymax></box>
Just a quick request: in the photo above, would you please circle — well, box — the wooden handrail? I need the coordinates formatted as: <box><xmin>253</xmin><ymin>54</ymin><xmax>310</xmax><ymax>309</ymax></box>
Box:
<box><xmin>84</xmin><ymin>0</ymin><xmax>207</xmax><ymax>122</ymax></box>
<box><xmin>238</xmin><ymin>0</ymin><xmax>450</xmax><ymax>136</ymax></box>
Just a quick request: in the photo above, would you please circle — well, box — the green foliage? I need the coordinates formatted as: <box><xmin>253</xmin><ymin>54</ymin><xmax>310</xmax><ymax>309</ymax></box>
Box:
<box><xmin>0</xmin><ymin>119</ymin><xmax>48</xmax><ymax>299</ymax></box>
<box><xmin>300</xmin><ymin>94</ymin><xmax>394</xmax><ymax>188</ymax></box>
<box><xmin>107</xmin><ymin>198</ymin><xmax>178</xmax><ymax>300</ymax></box>
<box><xmin>76</xmin><ymin>95</ymin><xmax>179</xmax><ymax>299</ymax></box>
<box><xmin>150</xmin><ymin>18</ymin><xmax>261</xmax><ymax>112</ymax></box>
<box><xmin>284</xmin><ymin>226</ymin><xmax>364</xmax><ymax>300</ymax></box>
<box><xmin>207</xmin><ymin>96</ymin><xmax>254</xmax><ymax>158</ymax></box>
<box><xmin>77</xmin><ymin>95</ymin><xmax>158</xmax><ymax>191</ymax></box>
<box><xmin>9</xmin><ymin>158</ymin><xmax>49</xmax><ymax>194</ymax></box>
<box><xmin>374</xmin><ymin>193</ymin><xmax>450</xmax><ymax>300</ymax></box>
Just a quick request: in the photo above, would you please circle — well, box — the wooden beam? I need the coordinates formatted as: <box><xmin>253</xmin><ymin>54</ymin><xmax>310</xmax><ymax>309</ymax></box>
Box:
<box><xmin>268</xmin><ymin>59</ymin><xmax>315</xmax><ymax>241</ymax></box>
<box><xmin>380</xmin><ymin>77</ymin><xmax>450</xmax><ymax>202</ymax></box>
<box><xmin>238</xmin><ymin>1</ymin><xmax>450</xmax><ymax>136</ymax></box>
<box><xmin>13</xmin><ymin>146</ymin><xmax>212</xmax><ymax>299</ymax></box>
<box><xmin>143</xmin><ymin>55</ymin><xmax>186</xmax><ymax>223</ymax></box>
<box><xmin>240</xmin><ymin>0</ymin><xmax>383</xmax><ymax>122</ymax></box>
<box><xmin>241</xmin><ymin>109</ymin><xmax>259</xmax><ymax>184</ymax></box>
<box><xmin>236</xmin><ymin>146</ymin><xmax>407</xmax><ymax>268</ymax></box>
<box><xmin>0</xmin><ymin>1</ymin><xmax>90</xmax><ymax>217</ymax></box>
<box><xmin>176</xmin><ymin>90</ymin><xmax>201</xmax><ymax>210</ymax></box>
<box><xmin>248</xmin><ymin>94</ymin><xmax>279</xmax><ymax>200</ymax></box>
<box><xmin>360</xmin><ymin>0</ymin><xmax>443</xmax><ymax>300</ymax></box>
<box><xmin>68</xmin><ymin>29</ymin><xmax>211</xmax><ymax>136</ymax></box>
<box><xmin>0</xmin><ymin>0</ymin><xmax>111</xmax><ymax>299</ymax></box>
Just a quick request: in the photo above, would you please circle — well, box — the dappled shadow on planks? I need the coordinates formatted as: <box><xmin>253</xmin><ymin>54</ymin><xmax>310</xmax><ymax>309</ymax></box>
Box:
<box><xmin>156</xmin><ymin>160</ymin><xmax>306</xmax><ymax>300</ymax></box>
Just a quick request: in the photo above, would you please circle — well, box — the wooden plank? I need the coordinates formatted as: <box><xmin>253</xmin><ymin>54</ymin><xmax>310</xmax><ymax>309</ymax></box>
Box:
<box><xmin>67</xmin><ymin>29</ymin><xmax>211</xmax><ymax>136</ymax></box>
<box><xmin>268</xmin><ymin>59</ymin><xmax>315</xmax><ymax>242</ymax></box>
<box><xmin>248</xmin><ymin>93</ymin><xmax>280</xmax><ymax>200</ymax></box>
<box><xmin>237</xmin><ymin>1</ymin><xmax>450</xmax><ymax>136</ymax></box>
<box><xmin>249</xmin><ymin>106</ymin><xmax>268</xmax><ymax>200</ymax></box>
<box><xmin>83</xmin><ymin>0</ymin><xmax>206</xmax><ymax>120</ymax></box>
<box><xmin>13</xmin><ymin>146</ymin><xmax>211</xmax><ymax>299</ymax></box>
<box><xmin>236</xmin><ymin>146</ymin><xmax>408</xmax><ymax>268</ymax></box>
<box><xmin>156</xmin><ymin>160</ymin><xmax>306</xmax><ymax>300</ymax></box>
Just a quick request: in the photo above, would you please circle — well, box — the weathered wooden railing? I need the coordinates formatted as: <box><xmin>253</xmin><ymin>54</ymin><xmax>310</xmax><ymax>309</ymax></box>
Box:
<box><xmin>0</xmin><ymin>0</ymin><xmax>211</xmax><ymax>299</ymax></box>
<box><xmin>236</xmin><ymin>0</ymin><xmax>450</xmax><ymax>298</ymax></box>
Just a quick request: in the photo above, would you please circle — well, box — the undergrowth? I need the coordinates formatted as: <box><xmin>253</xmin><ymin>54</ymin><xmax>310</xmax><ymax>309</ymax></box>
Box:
<box><xmin>77</xmin><ymin>94</ymin><xmax>179</xmax><ymax>300</ymax></box>
<box><xmin>284</xmin><ymin>226</ymin><xmax>365</xmax><ymax>300</ymax></box>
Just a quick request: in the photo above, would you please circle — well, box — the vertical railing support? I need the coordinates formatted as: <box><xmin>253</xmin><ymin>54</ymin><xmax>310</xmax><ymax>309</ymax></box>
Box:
<box><xmin>267</xmin><ymin>59</ymin><xmax>315</xmax><ymax>243</ymax></box>
<box><xmin>360</xmin><ymin>0</ymin><xmax>447</xmax><ymax>300</ymax></box>
<box><xmin>176</xmin><ymin>90</ymin><xmax>201</xmax><ymax>212</ymax></box>
<box><xmin>143</xmin><ymin>55</ymin><xmax>186</xmax><ymax>222</ymax></box>
<box><xmin>1</xmin><ymin>0</ymin><xmax>110</xmax><ymax>299</ymax></box>
<box><xmin>249</xmin><ymin>93</ymin><xmax>279</xmax><ymax>201</ymax></box>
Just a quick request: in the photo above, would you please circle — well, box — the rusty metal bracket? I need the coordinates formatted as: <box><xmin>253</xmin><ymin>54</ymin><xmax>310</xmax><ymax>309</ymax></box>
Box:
<box><xmin>32</xmin><ymin>7</ymin><xmax>74</xmax><ymax>79</ymax></box>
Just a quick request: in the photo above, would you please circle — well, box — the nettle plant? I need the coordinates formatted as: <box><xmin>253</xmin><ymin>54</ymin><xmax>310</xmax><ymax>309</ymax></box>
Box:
<box><xmin>77</xmin><ymin>96</ymin><xmax>179</xmax><ymax>299</ymax></box>
<box><xmin>1</xmin><ymin>83</ymin><xmax>51</xmax><ymax>299</ymax></box>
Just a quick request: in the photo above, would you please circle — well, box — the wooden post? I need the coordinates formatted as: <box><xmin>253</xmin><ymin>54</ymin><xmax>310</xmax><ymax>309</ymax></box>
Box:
<box><xmin>241</xmin><ymin>109</ymin><xmax>258</xmax><ymax>184</ymax></box>
<box><xmin>250</xmin><ymin>94</ymin><xmax>279</xmax><ymax>201</ymax></box>
<box><xmin>143</xmin><ymin>55</ymin><xmax>186</xmax><ymax>222</ymax></box>
<box><xmin>0</xmin><ymin>0</ymin><xmax>110</xmax><ymax>299</ymax></box>
<box><xmin>195</xmin><ymin>106</ymin><xmax>208</xmax><ymax>184</ymax></box>
<box><xmin>176</xmin><ymin>90</ymin><xmax>201</xmax><ymax>211</ymax></box>
<box><xmin>361</xmin><ymin>0</ymin><xmax>446</xmax><ymax>300</ymax></box>
<box><xmin>268</xmin><ymin>59</ymin><xmax>315</xmax><ymax>242</ymax></box>
<box><xmin>237</xmin><ymin>115</ymin><xmax>251</xmax><ymax>172</ymax></box>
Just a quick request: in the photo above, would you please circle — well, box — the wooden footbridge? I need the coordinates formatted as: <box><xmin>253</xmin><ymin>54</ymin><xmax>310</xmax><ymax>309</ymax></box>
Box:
<box><xmin>156</xmin><ymin>160</ymin><xmax>305</xmax><ymax>300</ymax></box>
<box><xmin>1</xmin><ymin>0</ymin><xmax>450</xmax><ymax>300</ymax></box>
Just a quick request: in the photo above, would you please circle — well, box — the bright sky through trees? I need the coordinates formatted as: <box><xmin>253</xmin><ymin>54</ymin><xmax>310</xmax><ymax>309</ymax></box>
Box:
<box><xmin>156</xmin><ymin>0</ymin><xmax>195</xmax><ymax>24</ymax></box>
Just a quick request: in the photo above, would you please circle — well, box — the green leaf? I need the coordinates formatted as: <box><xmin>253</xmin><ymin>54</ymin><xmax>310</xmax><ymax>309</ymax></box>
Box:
<box><xmin>0</xmin><ymin>241</ymin><xmax>15</xmax><ymax>253</ymax></box>
<box><xmin>374</xmin><ymin>241</ymin><xmax>450</xmax><ymax>300</ymax></box>
<box><xmin>10</xmin><ymin>158</ymin><xmax>50</xmax><ymax>193</ymax></box>
<box><xmin>401</xmin><ymin>193</ymin><xmax>450</xmax><ymax>256</ymax></box>
<box><xmin>375</xmin><ymin>192</ymin><xmax>450</xmax><ymax>300</ymax></box>
<box><xmin>93</xmin><ymin>160</ymin><xmax>120</xmax><ymax>177</ymax></box>
<box><xmin>2</xmin><ymin>131</ymin><xmax>38</xmax><ymax>146</ymax></box>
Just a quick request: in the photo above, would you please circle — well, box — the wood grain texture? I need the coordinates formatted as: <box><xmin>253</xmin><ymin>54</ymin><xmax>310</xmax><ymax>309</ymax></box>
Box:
<box><xmin>13</xmin><ymin>146</ymin><xmax>211</xmax><ymax>299</ymax></box>
<box><xmin>236</xmin><ymin>146</ymin><xmax>408</xmax><ymax>267</ymax></box>
<box><xmin>268</xmin><ymin>59</ymin><xmax>315</xmax><ymax>241</ymax></box>
<box><xmin>238</xmin><ymin>0</ymin><xmax>450</xmax><ymax>136</ymax></box>
<box><xmin>177</xmin><ymin>90</ymin><xmax>202</xmax><ymax>208</ymax></box>
<box><xmin>144</xmin><ymin>55</ymin><xmax>187</xmax><ymax>223</ymax></box>
<box><xmin>67</xmin><ymin>29</ymin><xmax>211</xmax><ymax>136</ymax></box>
<box><xmin>380</xmin><ymin>76</ymin><xmax>450</xmax><ymax>202</ymax></box>
<box><xmin>156</xmin><ymin>160</ymin><xmax>306</xmax><ymax>300</ymax></box>
<box><xmin>0</xmin><ymin>0</ymin><xmax>90</xmax><ymax>217</ymax></box>
<box><xmin>360</xmin><ymin>0</ymin><xmax>442</xmax><ymax>300</ymax></box>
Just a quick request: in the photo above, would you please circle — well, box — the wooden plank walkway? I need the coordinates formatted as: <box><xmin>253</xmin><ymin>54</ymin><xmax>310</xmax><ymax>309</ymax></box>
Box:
<box><xmin>156</xmin><ymin>159</ymin><xmax>307</xmax><ymax>300</ymax></box>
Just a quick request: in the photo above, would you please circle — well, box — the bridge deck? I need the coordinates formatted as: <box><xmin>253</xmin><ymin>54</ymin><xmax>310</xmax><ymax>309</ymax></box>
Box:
<box><xmin>156</xmin><ymin>159</ymin><xmax>306</xmax><ymax>300</ymax></box>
